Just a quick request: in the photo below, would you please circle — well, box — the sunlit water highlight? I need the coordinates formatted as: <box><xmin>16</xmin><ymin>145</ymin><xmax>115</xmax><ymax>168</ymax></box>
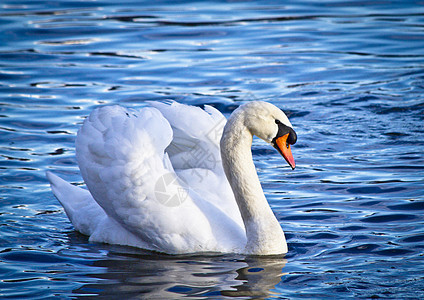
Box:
<box><xmin>1</xmin><ymin>0</ymin><xmax>424</xmax><ymax>298</ymax></box>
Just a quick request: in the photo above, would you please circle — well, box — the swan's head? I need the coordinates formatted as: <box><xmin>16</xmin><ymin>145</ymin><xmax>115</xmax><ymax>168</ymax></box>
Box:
<box><xmin>240</xmin><ymin>101</ymin><xmax>297</xmax><ymax>169</ymax></box>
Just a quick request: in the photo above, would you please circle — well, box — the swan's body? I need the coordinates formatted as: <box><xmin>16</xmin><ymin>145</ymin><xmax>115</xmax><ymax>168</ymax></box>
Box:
<box><xmin>47</xmin><ymin>101</ymin><xmax>297</xmax><ymax>255</ymax></box>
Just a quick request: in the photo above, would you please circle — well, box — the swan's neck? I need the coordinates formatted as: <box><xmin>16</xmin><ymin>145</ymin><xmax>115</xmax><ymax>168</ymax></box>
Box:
<box><xmin>220</xmin><ymin>114</ymin><xmax>287</xmax><ymax>255</ymax></box>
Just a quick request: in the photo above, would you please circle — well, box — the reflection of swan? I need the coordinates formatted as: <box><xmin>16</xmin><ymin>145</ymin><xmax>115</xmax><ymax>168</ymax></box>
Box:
<box><xmin>47</xmin><ymin>101</ymin><xmax>297</xmax><ymax>255</ymax></box>
<box><xmin>69</xmin><ymin>243</ymin><xmax>286</xmax><ymax>298</ymax></box>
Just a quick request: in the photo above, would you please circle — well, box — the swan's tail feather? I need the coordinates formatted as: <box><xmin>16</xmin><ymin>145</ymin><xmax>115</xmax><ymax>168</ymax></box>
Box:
<box><xmin>47</xmin><ymin>171</ymin><xmax>81</xmax><ymax>206</ymax></box>
<box><xmin>46</xmin><ymin>171</ymin><xmax>106</xmax><ymax>236</ymax></box>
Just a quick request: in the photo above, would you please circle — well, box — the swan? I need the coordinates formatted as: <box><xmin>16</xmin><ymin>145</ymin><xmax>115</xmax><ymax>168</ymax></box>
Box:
<box><xmin>47</xmin><ymin>101</ymin><xmax>297</xmax><ymax>255</ymax></box>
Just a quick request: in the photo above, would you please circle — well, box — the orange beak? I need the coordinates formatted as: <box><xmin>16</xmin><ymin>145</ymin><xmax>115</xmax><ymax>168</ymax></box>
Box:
<box><xmin>275</xmin><ymin>133</ymin><xmax>295</xmax><ymax>170</ymax></box>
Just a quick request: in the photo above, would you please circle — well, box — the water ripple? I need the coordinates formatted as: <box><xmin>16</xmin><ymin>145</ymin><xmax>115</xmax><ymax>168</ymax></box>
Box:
<box><xmin>1</xmin><ymin>0</ymin><xmax>424</xmax><ymax>298</ymax></box>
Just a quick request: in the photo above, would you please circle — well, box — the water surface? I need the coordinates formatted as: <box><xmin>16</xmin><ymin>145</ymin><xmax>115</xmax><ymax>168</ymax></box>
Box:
<box><xmin>1</xmin><ymin>0</ymin><xmax>424</xmax><ymax>298</ymax></box>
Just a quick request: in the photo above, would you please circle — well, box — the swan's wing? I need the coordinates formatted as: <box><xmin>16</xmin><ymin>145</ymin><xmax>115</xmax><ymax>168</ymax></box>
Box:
<box><xmin>76</xmin><ymin>105</ymin><xmax>171</xmax><ymax>221</ymax></box>
<box><xmin>75</xmin><ymin>105</ymin><xmax>244</xmax><ymax>253</ymax></box>
<box><xmin>149</xmin><ymin>101</ymin><xmax>226</xmax><ymax>173</ymax></box>
<box><xmin>149</xmin><ymin>101</ymin><xmax>243</xmax><ymax>223</ymax></box>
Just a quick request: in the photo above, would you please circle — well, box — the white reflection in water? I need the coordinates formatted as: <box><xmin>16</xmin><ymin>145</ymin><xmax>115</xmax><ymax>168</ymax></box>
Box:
<box><xmin>71</xmin><ymin>248</ymin><xmax>287</xmax><ymax>298</ymax></box>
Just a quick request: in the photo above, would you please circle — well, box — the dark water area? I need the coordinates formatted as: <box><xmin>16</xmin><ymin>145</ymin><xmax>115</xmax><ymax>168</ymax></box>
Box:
<box><xmin>1</xmin><ymin>0</ymin><xmax>424</xmax><ymax>298</ymax></box>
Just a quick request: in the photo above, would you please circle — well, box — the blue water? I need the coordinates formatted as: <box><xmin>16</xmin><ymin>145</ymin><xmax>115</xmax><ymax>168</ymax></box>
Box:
<box><xmin>1</xmin><ymin>0</ymin><xmax>424</xmax><ymax>298</ymax></box>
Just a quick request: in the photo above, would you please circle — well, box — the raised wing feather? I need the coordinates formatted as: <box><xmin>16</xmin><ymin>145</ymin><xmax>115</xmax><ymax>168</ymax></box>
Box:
<box><xmin>150</xmin><ymin>102</ymin><xmax>242</xmax><ymax>222</ymax></box>
<box><xmin>149</xmin><ymin>101</ymin><xmax>226</xmax><ymax>172</ymax></box>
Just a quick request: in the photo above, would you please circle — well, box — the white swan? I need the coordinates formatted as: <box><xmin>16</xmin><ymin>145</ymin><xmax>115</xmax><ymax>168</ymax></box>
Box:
<box><xmin>47</xmin><ymin>101</ymin><xmax>297</xmax><ymax>255</ymax></box>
